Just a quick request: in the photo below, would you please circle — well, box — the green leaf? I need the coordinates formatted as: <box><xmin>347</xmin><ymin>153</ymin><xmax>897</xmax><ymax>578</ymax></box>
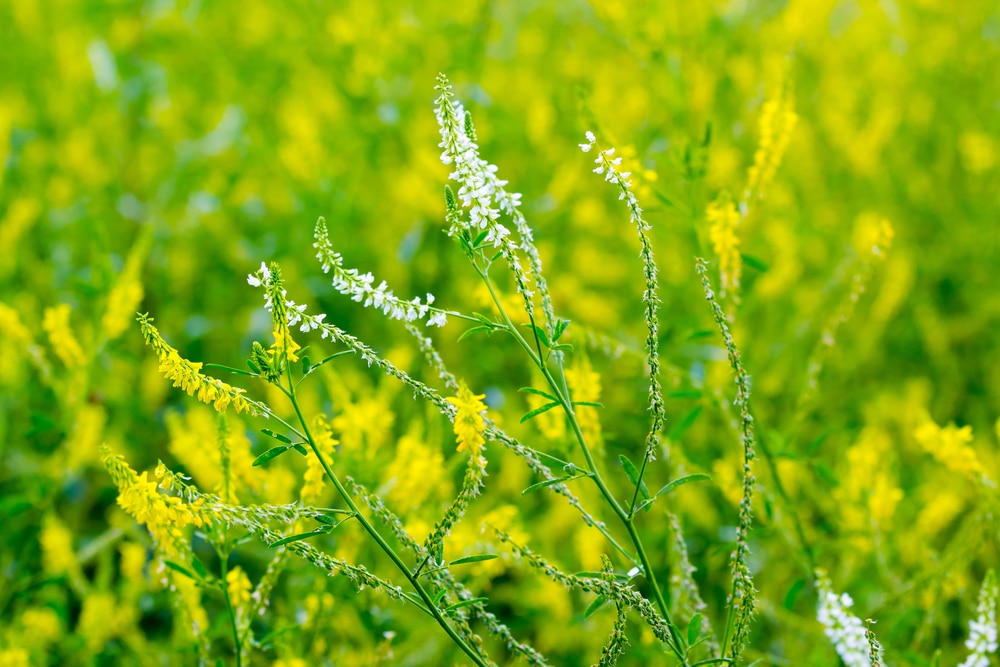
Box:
<box><xmin>443</xmin><ymin>597</ymin><xmax>488</xmax><ymax>613</ymax></box>
<box><xmin>583</xmin><ymin>595</ymin><xmax>609</xmax><ymax>618</ymax></box>
<box><xmin>204</xmin><ymin>363</ymin><xmax>256</xmax><ymax>377</ymax></box>
<box><xmin>291</xmin><ymin>443</ymin><xmax>309</xmax><ymax>456</ymax></box>
<box><xmin>472</xmin><ymin>230</ymin><xmax>490</xmax><ymax>248</ymax></box>
<box><xmin>252</xmin><ymin>445</ymin><xmax>290</xmax><ymax>467</ymax></box>
<box><xmin>315</xmin><ymin>510</ymin><xmax>355</xmax><ymax>524</ymax></box>
<box><xmin>432</xmin><ymin>589</ymin><xmax>449</xmax><ymax>607</ymax></box>
<box><xmin>307</xmin><ymin>351</ymin><xmax>355</xmax><ymax>374</ymax></box>
<box><xmin>449</xmin><ymin>554</ymin><xmax>498</xmax><ymax>566</ymax></box>
<box><xmin>553</xmin><ymin>318</ymin><xmax>570</xmax><ymax>341</ymax></box>
<box><xmin>691</xmin><ymin>659</ymin><xmax>733</xmax><ymax>667</ymax></box>
<box><xmin>520</xmin><ymin>401</ymin><xmax>560</xmax><ymax>423</ymax></box>
<box><xmin>490</xmin><ymin>251</ymin><xmax>503</xmax><ymax>262</ymax></box>
<box><xmin>572</xmin><ymin>401</ymin><xmax>603</xmax><ymax>408</ymax></box>
<box><xmin>472</xmin><ymin>312</ymin><xmax>494</xmax><ymax>326</ymax></box>
<box><xmin>261</xmin><ymin>429</ymin><xmax>292</xmax><ymax>444</ymax></box>
<box><xmin>687</xmin><ymin>613</ymin><xmax>702</xmax><ymax>646</ymax></box>
<box><xmin>668</xmin><ymin>390</ymin><xmax>703</xmax><ymax>399</ymax></box>
<box><xmin>163</xmin><ymin>560</ymin><xmax>196</xmax><ymax>580</ymax></box>
<box><xmin>270</xmin><ymin>530</ymin><xmax>325</xmax><ymax>548</ymax></box>
<box><xmin>652</xmin><ymin>473</ymin><xmax>710</xmax><ymax>499</ymax></box>
<box><xmin>301</xmin><ymin>357</ymin><xmax>310</xmax><ymax>375</ymax></box>
<box><xmin>522</xmin><ymin>323</ymin><xmax>551</xmax><ymax>348</ymax></box>
<box><xmin>668</xmin><ymin>406</ymin><xmax>703</xmax><ymax>441</ymax></box>
<box><xmin>518</xmin><ymin>387</ymin><xmax>558</xmax><ymax>401</ymax></box>
<box><xmin>191</xmin><ymin>557</ymin><xmax>209</xmax><ymax>579</ymax></box>
<box><xmin>458</xmin><ymin>325</ymin><xmax>493</xmax><ymax>342</ymax></box>
<box><xmin>550</xmin><ymin>343</ymin><xmax>573</xmax><ymax>352</ymax></box>
<box><xmin>246</xmin><ymin>360</ymin><xmax>261</xmax><ymax>374</ymax></box>
<box><xmin>521</xmin><ymin>474</ymin><xmax>585</xmax><ymax>495</ymax></box>
<box><xmin>783</xmin><ymin>578</ymin><xmax>805</xmax><ymax>610</ymax></box>
<box><xmin>619</xmin><ymin>455</ymin><xmax>650</xmax><ymax>500</ymax></box>
<box><xmin>741</xmin><ymin>253</ymin><xmax>769</xmax><ymax>272</ymax></box>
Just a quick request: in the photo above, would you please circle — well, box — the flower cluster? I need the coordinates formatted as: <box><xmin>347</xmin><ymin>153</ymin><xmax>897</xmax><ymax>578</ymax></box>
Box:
<box><xmin>580</xmin><ymin>130</ymin><xmax>665</xmax><ymax>466</ymax></box>
<box><xmin>434</xmin><ymin>75</ymin><xmax>519</xmax><ymax>246</ymax></box>
<box><xmin>312</xmin><ymin>218</ymin><xmax>447</xmax><ymax>327</ymax></box>
<box><xmin>42</xmin><ymin>303</ymin><xmax>85</xmax><ymax>368</ymax></box>
<box><xmin>816</xmin><ymin>571</ymin><xmax>876</xmax><ymax>667</ymax></box>
<box><xmin>960</xmin><ymin>570</ymin><xmax>999</xmax><ymax>667</ymax></box>
<box><xmin>914</xmin><ymin>418</ymin><xmax>989</xmax><ymax>482</ymax></box>
<box><xmin>706</xmin><ymin>195</ymin><xmax>742</xmax><ymax>297</ymax></box>
<box><xmin>300</xmin><ymin>414</ymin><xmax>338</xmax><ymax>505</ymax></box>
<box><xmin>744</xmin><ymin>86</ymin><xmax>798</xmax><ymax>202</ymax></box>
<box><xmin>137</xmin><ymin>314</ymin><xmax>256</xmax><ymax>415</ymax></box>
<box><xmin>446</xmin><ymin>382</ymin><xmax>488</xmax><ymax>460</ymax></box>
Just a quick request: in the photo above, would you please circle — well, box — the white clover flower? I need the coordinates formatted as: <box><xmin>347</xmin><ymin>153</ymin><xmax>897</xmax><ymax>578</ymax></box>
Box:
<box><xmin>960</xmin><ymin>571</ymin><xmax>999</xmax><ymax>667</ymax></box>
<box><xmin>309</xmin><ymin>217</ymin><xmax>448</xmax><ymax>327</ymax></box>
<box><xmin>816</xmin><ymin>570</ymin><xmax>878</xmax><ymax>667</ymax></box>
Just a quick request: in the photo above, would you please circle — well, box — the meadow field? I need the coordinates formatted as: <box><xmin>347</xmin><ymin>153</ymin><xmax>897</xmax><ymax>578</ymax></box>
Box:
<box><xmin>1</xmin><ymin>1</ymin><xmax>998</xmax><ymax>665</ymax></box>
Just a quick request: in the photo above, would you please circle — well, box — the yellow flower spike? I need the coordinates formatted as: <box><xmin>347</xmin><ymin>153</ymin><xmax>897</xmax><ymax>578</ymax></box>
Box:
<box><xmin>301</xmin><ymin>414</ymin><xmax>338</xmax><ymax>504</ymax></box>
<box><xmin>42</xmin><ymin>303</ymin><xmax>86</xmax><ymax>368</ymax></box>
<box><xmin>271</xmin><ymin>323</ymin><xmax>301</xmax><ymax>363</ymax></box>
<box><xmin>137</xmin><ymin>314</ymin><xmax>256</xmax><ymax>415</ymax></box>
<box><xmin>744</xmin><ymin>84</ymin><xmax>798</xmax><ymax>202</ymax></box>
<box><xmin>706</xmin><ymin>194</ymin><xmax>743</xmax><ymax>297</ymax></box>
<box><xmin>914</xmin><ymin>418</ymin><xmax>988</xmax><ymax>481</ymax></box>
<box><xmin>226</xmin><ymin>566</ymin><xmax>253</xmax><ymax>607</ymax></box>
<box><xmin>446</xmin><ymin>382</ymin><xmax>488</xmax><ymax>460</ymax></box>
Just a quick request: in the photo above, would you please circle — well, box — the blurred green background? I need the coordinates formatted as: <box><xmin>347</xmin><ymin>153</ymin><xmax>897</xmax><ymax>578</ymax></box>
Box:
<box><xmin>1</xmin><ymin>0</ymin><xmax>999</xmax><ymax>664</ymax></box>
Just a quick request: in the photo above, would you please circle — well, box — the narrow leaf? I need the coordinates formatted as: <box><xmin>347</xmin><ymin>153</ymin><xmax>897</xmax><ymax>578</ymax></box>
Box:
<box><xmin>315</xmin><ymin>510</ymin><xmax>355</xmax><ymax>524</ymax></box>
<box><xmin>687</xmin><ymin>613</ymin><xmax>702</xmax><ymax>646</ymax></box>
<box><xmin>520</xmin><ymin>401</ymin><xmax>561</xmax><ymax>423</ymax></box>
<box><xmin>518</xmin><ymin>387</ymin><xmax>558</xmax><ymax>401</ymax></box>
<box><xmin>290</xmin><ymin>443</ymin><xmax>309</xmax><ymax>456</ymax></box>
<box><xmin>522</xmin><ymin>323</ymin><xmax>551</xmax><ymax>348</ymax></box>
<box><xmin>301</xmin><ymin>357</ymin><xmax>310</xmax><ymax>375</ymax></box>
<box><xmin>521</xmin><ymin>474</ymin><xmax>581</xmax><ymax>495</ymax></box>
<box><xmin>572</xmin><ymin>401</ymin><xmax>604</xmax><ymax>408</ymax></box>
<box><xmin>668</xmin><ymin>389</ymin><xmax>703</xmax><ymax>399</ymax></box>
<box><xmin>741</xmin><ymin>253</ymin><xmax>769</xmax><ymax>272</ymax></box>
<box><xmin>449</xmin><ymin>554</ymin><xmax>498</xmax><ymax>566</ymax></box>
<box><xmin>261</xmin><ymin>429</ymin><xmax>293</xmax><ymax>444</ymax></box>
<box><xmin>246</xmin><ymin>360</ymin><xmax>261</xmax><ymax>374</ymax></box>
<box><xmin>252</xmin><ymin>445</ymin><xmax>290</xmax><ymax>467</ymax></box>
<box><xmin>583</xmin><ymin>595</ymin><xmax>609</xmax><ymax>618</ymax></box>
<box><xmin>619</xmin><ymin>455</ymin><xmax>650</xmax><ymax>500</ymax></box>
<box><xmin>550</xmin><ymin>343</ymin><xmax>573</xmax><ymax>352</ymax></box>
<box><xmin>443</xmin><ymin>597</ymin><xmax>488</xmax><ymax>613</ymax></box>
<box><xmin>308</xmin><ymin>351</ymin><xmax>355</xmax><ymax>374</ymax></box>
<box><xmin>458</xmin><ymin>326</ymin><xmax>493</xmax><ymax>342</ymax></box>
<box><xmin>432</xmin><ymin>589</ymin><xmax>449</xmax><ymax>607</ymax></box>
<box><xmin>191</xmin><ymin>557</ymin><xmax>209</xmax><ymax>579</ymax></box>
<box><xmin>163</xmin><ymin>561</ymin><xmax>196</xmax><ymax>580</ymax></box>
<box><xmin>668</xmin><ymin>405</ymin><xmax>703</xmax><ymax>441</ymax></box>
<box><xmin>653</xmin><ymin>473</ymin><xmax>711</xmax><ymax>499</ymax></box>
<box><xmin>269</xmin><ymin>530</ymin><xmax>325</xmax><ymax>548</ymax></box>
<box><xmin>472</xmin><ymin>230</ymin><xmax>490</xmax><ymax>247</ymax></box>
<box><xmin>553</xmin><ymin>318</ymin><xmax>570</xmax><ymax>341</ymax></box>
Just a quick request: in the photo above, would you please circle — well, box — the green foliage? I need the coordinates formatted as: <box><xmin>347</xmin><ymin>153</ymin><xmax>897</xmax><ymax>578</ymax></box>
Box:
<box><xmin>1</xmin><ymin>1</ymin><xmax>999</xmax><ymax>666</ymax></box>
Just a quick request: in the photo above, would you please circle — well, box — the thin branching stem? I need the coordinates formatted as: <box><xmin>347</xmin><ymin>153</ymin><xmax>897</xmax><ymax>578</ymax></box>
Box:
<box><xmin>282</xmin><ymin>363</ymin><xmax>491</xmax><ymax>667</ymax></box>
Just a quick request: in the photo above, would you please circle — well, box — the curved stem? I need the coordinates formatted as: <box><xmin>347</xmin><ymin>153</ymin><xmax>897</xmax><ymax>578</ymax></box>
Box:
<box><xmin>477</xmin><ymin>268</ymin><xmax>686</xmax><ymax>661</ymax></box>
<box><xmin>283</xmin><ymin>366</ymin><xmax>489</xmax><ymax>667</ymax></box>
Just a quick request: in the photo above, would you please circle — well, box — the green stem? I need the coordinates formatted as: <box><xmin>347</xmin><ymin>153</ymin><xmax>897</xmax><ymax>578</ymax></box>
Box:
<box><xmin>219</xmin><ymin>552</ymin><xmax>243</xmax><ymax>667</ymax></box>
<box><xmin>283</xmin><ymin>366</ymin><xmax>489</xmax><ymax>667</ymax></box>
<box><xmin>478</xmin><ymin>268</ymin><xmax>686</xmax><ymax>661</ymax></box>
